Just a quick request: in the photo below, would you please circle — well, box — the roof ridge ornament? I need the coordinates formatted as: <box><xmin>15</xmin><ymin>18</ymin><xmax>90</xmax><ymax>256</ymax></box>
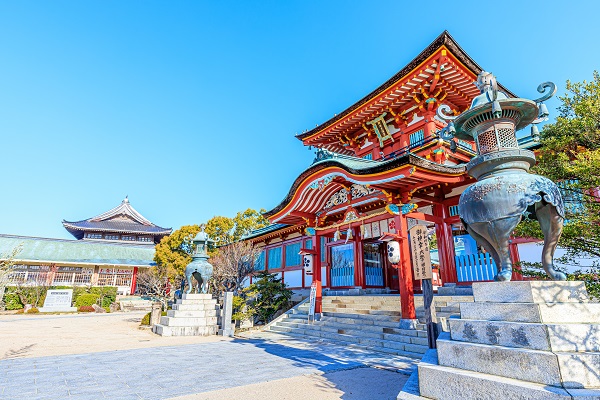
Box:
<box><xmin>313</xmin><ymin>148</ymin><xmax>337</xmax><ymax>163</ymax></box>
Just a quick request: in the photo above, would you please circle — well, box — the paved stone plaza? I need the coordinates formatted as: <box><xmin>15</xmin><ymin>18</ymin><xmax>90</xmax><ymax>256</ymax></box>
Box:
<box><xmin>0</xmin><ymin>313</ymin><xmax>414</xmax><ymax>399</ymax></box>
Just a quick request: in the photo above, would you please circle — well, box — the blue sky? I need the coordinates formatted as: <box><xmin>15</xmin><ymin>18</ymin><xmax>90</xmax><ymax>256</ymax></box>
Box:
<box><xmin>0</xmin><ymin>0</ymin><xmax>598</xmax><ymax>239</ymax></box>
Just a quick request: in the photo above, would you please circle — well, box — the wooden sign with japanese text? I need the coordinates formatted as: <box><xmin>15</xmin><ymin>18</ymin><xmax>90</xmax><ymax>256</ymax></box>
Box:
<box><xmin>409</xmin><ymin>225</ymin><xmax>432</xmax><ymax>280</ymax></box>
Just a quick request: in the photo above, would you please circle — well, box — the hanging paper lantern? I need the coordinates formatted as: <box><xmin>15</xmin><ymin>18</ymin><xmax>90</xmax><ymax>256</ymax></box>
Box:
<box><xmin>303</xmin><ymin>254</ymin><xmax>313</xmax><ymax>275</ymax></box>
<box><xmin>387</xmin><ymin>241</ymin><xmax>401</xmax><ymax>264</ymax></box>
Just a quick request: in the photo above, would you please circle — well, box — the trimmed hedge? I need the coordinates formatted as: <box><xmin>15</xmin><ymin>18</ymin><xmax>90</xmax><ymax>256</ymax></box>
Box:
<box><xmin>2</xmin><ymin>286</ymin><xmax>118</xmax><ymax>310</ymax></box>
<box><xmin>74</xmin><ymin>293</ymin><xmax>100</xmax><ymax>307</ymax></box>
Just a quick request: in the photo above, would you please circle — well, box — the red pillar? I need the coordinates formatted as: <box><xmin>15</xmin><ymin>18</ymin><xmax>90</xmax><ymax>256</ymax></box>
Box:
<box><xmin>313</xmin><ymin>234</ymin><xmax>323</xmax><ymax>314</ymax></box>
<box><xmin>130</xmin><ymin>267</ymin><xmax>138</xmax><ymax>295</ymax></box>
<box><xmin>433</xmin><ymin>203</ymin><xmax>457</xmax><ymax>284</ymax></box>
<box><xmin>396</xmin><ymin>214</ymin><xmax>416</xmax><ymax>320</ymax></box>
<box><xmin>509</xmin><ymin>240</ymin><xmax>523</xmax><ymax>281</ymax></box>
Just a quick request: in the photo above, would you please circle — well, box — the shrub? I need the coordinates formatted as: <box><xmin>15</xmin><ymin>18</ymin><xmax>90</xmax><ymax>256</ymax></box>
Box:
<box><xmin>75</xmin><ymin>293</ymin><xmax>100</xmax><ymax>307</ymax></box>
<box><xmin>140</xmin><ymin>312</ymin><xmax>151</xmax><ymax>325</ymax></box>
<box><xmin>140</xmin><ymin>310</ymin><xmax>167</xmax><ymax>326</ymax></box>
<box><xmin>27</xmin><ymin>307</ymin><xmax>39</xmax><ymax>314</ymax></box>
<box><xmin>3</xmin><ymin>286</ymin><xmax>48</xmax><ymax>308</ymax></box>
<box><xmin>243</xmin><ymin>271</ymin><xmax>292</xmax><ymax>324</ymax></box>
<box><xmin>89</xmin><ymin>287</ymin><xmax>117</xmax><ymax>308</ymax></box>
<box><xmin>16</xmin><ymin>308</ymin><xmax>24</xmax><ymax>314</ymax></box>
<box><xmin>78</xmin><ymin>306</ymin><xmax>95</xmax><ymax>312</ymax></box>
<box><xmin>3</xmin><ymin>293</ymin><xmax>23</xmax><ymax>310</ymax></box>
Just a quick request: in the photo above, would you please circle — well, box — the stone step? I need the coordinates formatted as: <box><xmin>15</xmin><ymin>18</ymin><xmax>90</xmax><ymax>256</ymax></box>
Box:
<box><xmin>324</xmin><ymin>303</ymin><xmax>402</xmax><ymax>311</ymax></box>
<box><xmin>175</xmin><ymin>299</ymin><xmax>218</xmax><ymax>306</ymax></box>
<box><xmin>278</xmin><ymin>318</ymin><xmax>428</xmax><ymax>341</ymax></box>
<box><xmin>413</xmin><ymin>349</ymin><xmax>574</xmax><ymax>400</ymax></box>
<box><xmin>450</xmin><ymin>318</ymin><xmax>600</xmax><ymax>352</ymax></box>
<box><xmin>153</xmin><ymin>324</ymin><xmax>217</xmax><ymax>337</ymax></box>
<box><xmin>167</xmin><ymin>309</ymin><xmax>218</xmax><ymax>318</ymax></box>
<box><xmin>159</xmin><ymin>316</ymin><xmax>218</xmax><ymax>327</ymax></box>
<box><xmin>321</xmin><ymin>311</ymin><xmax>402</xmax><ymax>321</ymax></box>
<box><xmin>472</xmin><ymin>281</ymin><xmax>589</xmax><ymax>304</ymax></box>
<box><xmin>268</xmin><ymin>326</ymin><xmax>428</xmax><ymax>357</ymax></box>
<box><xmin>182</xmin><ymin>293</ymin><xmax>213</xmax><ymax>300</ymax></box>
<box><xmin>460</xmin><ymin>302</ymin><xmax>600</xmax><ymax>323</ymax></box>
<box><xmin>172</xmin><ymin>303</ymin><xmax>218</xmax><ymax>311</ymax></box>
<box><xmin>322</xmin><ymin>308</ymin><xmax>402</xmax><ymax>317</ymax></box>
<box><xmin>437</xmin><ymin>332</ymin><xmax>600</xmax><ymax>388</ymax></box>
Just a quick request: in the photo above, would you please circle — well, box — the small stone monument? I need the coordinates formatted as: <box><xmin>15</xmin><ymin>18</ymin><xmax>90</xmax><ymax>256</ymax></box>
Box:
<box><xmin>39</xmin><ymin>289</ymin><xmax>77</xmax><ymax>313</ymax></box>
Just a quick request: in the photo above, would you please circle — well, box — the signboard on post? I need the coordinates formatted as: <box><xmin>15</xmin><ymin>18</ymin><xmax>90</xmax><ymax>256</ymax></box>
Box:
<box><xmin>409</xmin><ymin>224</ymin><xmax>437</xmax><ymax>349</ymax></box>
<box><xmin>308</xmin><ymin>282</ymin><xmax>317</xmax><ymax>322</ymax></box>
<box><xmin>409</xmin><ymin>225</ymin><xmax>433</xmax><ymax>280</ymax></box>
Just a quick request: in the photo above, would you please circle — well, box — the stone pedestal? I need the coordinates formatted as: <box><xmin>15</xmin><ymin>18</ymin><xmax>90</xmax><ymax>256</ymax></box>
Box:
<box><xmin>153</xmin><ymin>293</ymin><xmax>218</xmax><ymax>336</ymax></box>
<box><xmin>399</xmin><ymin>281</ymin><xmax>600</xmax><ymax>399</ymax></box>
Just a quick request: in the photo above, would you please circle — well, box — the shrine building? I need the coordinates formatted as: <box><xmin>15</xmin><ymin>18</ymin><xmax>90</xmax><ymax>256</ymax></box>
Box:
<box><xmin>243</xmin><ymin>31</ymin><xmax>532</xmax><ymax>319</ymax></box>
<box><xmin>0</xmin><ymin>198</ymin><xmax>171</xmax><ymax>295</ymax></box>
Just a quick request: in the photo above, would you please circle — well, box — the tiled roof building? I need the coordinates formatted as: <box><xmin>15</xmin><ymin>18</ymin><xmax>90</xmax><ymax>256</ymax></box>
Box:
<box><xmin>62</xmin><ymin>197</ymin><xmax>172</xmax><ymax>244</ymax></box>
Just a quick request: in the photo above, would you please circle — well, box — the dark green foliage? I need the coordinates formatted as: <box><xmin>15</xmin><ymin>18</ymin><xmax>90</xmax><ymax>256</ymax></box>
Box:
<box><xmin>515</xmin><ymin>72</ymin><xmax>600</xmax><ymax>265</ymax></box>
<box><xmin>243</xmin><ymin>271</ymin><xmax>292</xmax><ymax>324</ymax></box>
<box><xmin>74</xmin><ymin>293</ymin><xmax>100</xmax><ymax>307</ymax></box>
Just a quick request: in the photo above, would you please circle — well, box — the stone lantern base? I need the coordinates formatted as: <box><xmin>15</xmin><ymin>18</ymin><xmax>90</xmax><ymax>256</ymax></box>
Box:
<box><xmin>399</xmin><ymin>281</ymin><xmax>600</xmax><ymax>399</ymax></box>
<box><xmin>153</xmin><ymin>293</ymin><xmax>218</xmax><ymax>336</ymax></box>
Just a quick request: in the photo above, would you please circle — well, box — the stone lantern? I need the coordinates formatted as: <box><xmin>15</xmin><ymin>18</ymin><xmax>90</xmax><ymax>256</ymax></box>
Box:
<box><xmin>437</xmin><ymin>72</ymin><xmax>565</xmax><ymax>282</ymax></box>
<box><xmin>184</xmin><ymin>228</ymin><xmax>214</xmax><ymax>294</ymax></box>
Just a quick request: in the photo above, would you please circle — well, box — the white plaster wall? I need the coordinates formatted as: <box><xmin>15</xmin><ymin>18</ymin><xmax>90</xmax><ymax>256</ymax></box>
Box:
<box><xmin>285</xmin><ymin>270</ymin><xmax>302</xmax><ymax>288</ymax></box>
<box><xmin>517</xmin><ymin>242</ymin><xmax>597</xmax><ymax>273</ymax></box>
<box><xmin>304</xmin><ymin>271</ymin><xmax>313</xmax><ymax>287</ymax></box>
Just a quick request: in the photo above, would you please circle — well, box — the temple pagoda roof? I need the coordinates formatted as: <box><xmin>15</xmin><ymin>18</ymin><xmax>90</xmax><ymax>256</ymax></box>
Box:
<box><xmin>0</xmin><ymin>234</ymin><xmax>156</xmax><ymax>267</ymax></box>
<box><xmin>297</xmin><ymin>31</ymin><xmax>515</xmax><ymax>154</ymax></box>
<box><xmin>62</xmin><ymin>197</ymin><xmax>172</xmax><ymax>240</ymax></box>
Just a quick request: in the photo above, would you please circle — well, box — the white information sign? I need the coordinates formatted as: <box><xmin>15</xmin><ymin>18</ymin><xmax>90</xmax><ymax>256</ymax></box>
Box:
<box><xmin>40</xmin><ymin>289</ymin><xmax>77</xmax><ymax>313</ymax></box>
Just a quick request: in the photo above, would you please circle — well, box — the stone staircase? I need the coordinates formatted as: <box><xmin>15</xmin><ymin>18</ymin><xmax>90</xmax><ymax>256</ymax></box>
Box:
<box><xmin>153</xmin><ymin>293</ymin><xmax>218</xmax><ymax>336</ymax></box>
<box><xmin>268</xmin><ymin>294</ymin><xmax>473</xmax><ymax>359</ymax></box>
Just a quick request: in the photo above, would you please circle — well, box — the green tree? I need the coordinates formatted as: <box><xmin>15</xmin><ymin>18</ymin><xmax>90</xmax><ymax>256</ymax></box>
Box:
<box><xmin>206</xmin><ymin>208</ymin><xmax>269</xmax><ymax>246</ymax></box>
<box><xmin>243</xmin><ymin>271</ymin><xmax>292</xmax><ymax>324</ymax></box>
<box><xmin>515</xmin><ymin>72</ymin><xmax>600</xmax><ymax>265</ymax></box>
<box><xmin>154</xmin><ymin>224</ymin><xmax>201</xmax><ymax>280</ymax></box>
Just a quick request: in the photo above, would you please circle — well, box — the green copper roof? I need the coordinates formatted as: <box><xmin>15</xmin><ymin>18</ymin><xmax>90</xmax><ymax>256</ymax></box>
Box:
<box><xmin>0</xmin><ymin>234</ymin><xmax>156</xmax><ymax>267</ymax></box>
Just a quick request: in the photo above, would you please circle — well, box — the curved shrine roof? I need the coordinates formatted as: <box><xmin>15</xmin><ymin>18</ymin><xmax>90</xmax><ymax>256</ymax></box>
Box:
<box><xmin>264</xmin><ymin>152</ymin><xmax>466</xmax><ymax>225</ymax></box>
